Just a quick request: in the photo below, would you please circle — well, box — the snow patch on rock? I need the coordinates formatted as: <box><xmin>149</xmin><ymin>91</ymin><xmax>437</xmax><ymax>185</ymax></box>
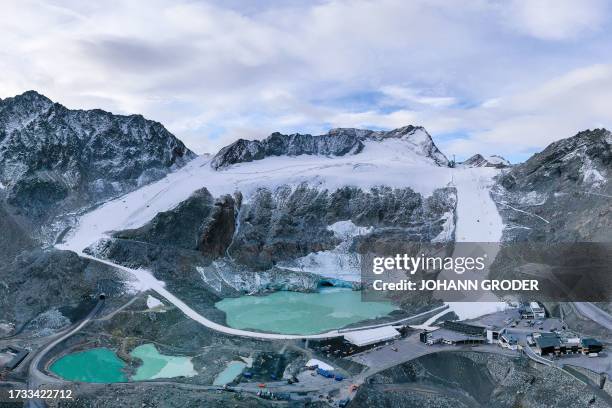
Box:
<box><xmin>461</xmin><ymin>154</ymin><xmax>510</xmax><ymax>168</ymax></box>
<box><xmin>581</xmin><ymin>156</ymin><xmax>606</xmax><ymax>187</ymax></box>
<box><xmin>518</xmin><ymin>191</ymin><xmax>547</xmax><ymax>206</ymax></box>
<box><xmin>432</xmin><ymin>209</ymin><xmax>455</xmax><ymax>243</ymax></box>
<box><xmin>146</xmin><ymin>295</ymin><xmax>163</xmax><ymax>309</ymax></box>
<box><xmin>327</xmin><ymin>220</ymin><xmax>373</xmax><ymax>239</ymax></box>
<box><xmin>277</xmin><ymin>221</ymin><xmax>373</xmax><ymax>282</ymax></box>
<box><xmin>27</xmin><ymin>308</ymin><xmax>71</xmax><ymax>337</ymax></box>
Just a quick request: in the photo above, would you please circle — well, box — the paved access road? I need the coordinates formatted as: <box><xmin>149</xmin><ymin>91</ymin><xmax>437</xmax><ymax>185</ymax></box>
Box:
<box><xmin>25</xmin><ymin>300</ymin><xmax>104</xmax><ymax>408</ymax></box>
<box><xmin>573</xmin><ymin>303</ymin><xmax>612</xmax><ymax>331</ymax></box>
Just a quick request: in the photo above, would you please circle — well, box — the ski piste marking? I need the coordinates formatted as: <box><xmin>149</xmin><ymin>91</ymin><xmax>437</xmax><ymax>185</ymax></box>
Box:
<box><xmin>496</xmin><ymin>201</ymin><xmax>551</xmax><ymax>224</ymax></box>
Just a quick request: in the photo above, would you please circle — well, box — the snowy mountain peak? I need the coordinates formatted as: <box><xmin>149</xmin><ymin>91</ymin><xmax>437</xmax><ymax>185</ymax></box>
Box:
<box><xmin>461</xmin><ymin>154</ymin><xmax>510</xmax><ymax>168</ymax></box>
<box><xmin>502</xmin><ymin>128</ymin><xmax>610</xmax><ymax>191</ymax></box>
<box><xmin>496</xmin><ymin>128</ymin><xmax>610</xmax><ymax>242</ymax></box>
<box><xmin>527</xmin><ymin>128</ymin><xmax>610</xmax><ymax>173</ymax></box>
<box><xmin>0</xmin><ymin>90</ymin><xmax>54</xmax><ymax>133</ymax></box>
<box><xmin>2</xmin><ymin>90</ymin><xmax>52</xmax><ymax>106</ymax></box>
<box><xmin>325</xmin><ymin>124</ymin><xmax>422</xmax><ymax>139</ymax></box>
<box><xmin>211</xmin><ymin>125</ymin><xmax>449</xmax><ymax>169</ymax></box>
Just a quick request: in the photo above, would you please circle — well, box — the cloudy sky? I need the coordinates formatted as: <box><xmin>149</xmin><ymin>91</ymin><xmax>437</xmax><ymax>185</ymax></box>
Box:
<box><xmin>1</xmin><ymin>0</ymin><xmax>611</xmax><ymax>162</ymax></box>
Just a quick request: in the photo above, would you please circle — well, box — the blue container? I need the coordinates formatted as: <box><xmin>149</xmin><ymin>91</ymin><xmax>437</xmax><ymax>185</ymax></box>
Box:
<box><xmin>316</xmin><ymin>368</ymin><xmax>334</xmax><ymax>378</ymax></box>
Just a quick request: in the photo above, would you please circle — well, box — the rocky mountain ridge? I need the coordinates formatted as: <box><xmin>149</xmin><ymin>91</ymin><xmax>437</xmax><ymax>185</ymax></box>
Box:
<box><xmin>462</xmin><ymin>154</ymin><xmax>510</xmax><ymax>168</ymax></box>
<box><xmin>494</xmin><ymin>128</ymin><xmax>610</xmax><ymax>241</ymax></box>
<box><xmin>0</xmin><ymin>91</ymin><xmax>195</xmax><ymax>225</ymax></box>
<box><xmin>211</xmin><ymin>125</ymin><xmax>450</xmax><ymax>169</ymax></box>
<box><xmin>0</xmin><ymin>91</ymin><xmax>197</xmax><ymax>333</ymax></box>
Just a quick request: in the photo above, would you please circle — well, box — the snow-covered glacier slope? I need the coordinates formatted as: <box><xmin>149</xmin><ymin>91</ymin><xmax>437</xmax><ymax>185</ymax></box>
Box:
<box><xmin>402</xmin><ymin>166</ymin><xmax>507</xmax><ymax>324</ymax></box>
<box><xmin>58</xmin><ymin>130</ymin><xmax>455</xmax><ymax>254</ymax></box>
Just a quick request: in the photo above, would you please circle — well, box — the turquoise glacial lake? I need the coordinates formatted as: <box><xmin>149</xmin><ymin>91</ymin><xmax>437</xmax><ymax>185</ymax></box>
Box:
<box><xmin>50</xmin><ymin>344</ymin><xmax>196</xmax><ymax>383</ymax></box>
<box><xmin>215</xmin><ymin>287</ymin><xmax>397</xmax><ymax>335</ymax></box>
<box><xmin>49</xmin><ymin>348</ymin><xmax>127</xmax><ymax>383</ymax></box>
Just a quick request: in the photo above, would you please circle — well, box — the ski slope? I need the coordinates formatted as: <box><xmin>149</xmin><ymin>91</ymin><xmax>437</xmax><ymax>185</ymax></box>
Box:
<box><xmin>453</xmin><ymin>167</ymin><xmax>503</xmax><ymax>242</ymax></box>
<box><xmin>442</xmin><ymin>167</ymin><xmax>507</xmax><ymax>313</ymax></box>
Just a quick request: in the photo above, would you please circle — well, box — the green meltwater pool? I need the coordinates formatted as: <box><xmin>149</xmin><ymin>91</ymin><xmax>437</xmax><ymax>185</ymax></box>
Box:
<box><xmin>130</xmin><ymin>344</ymin><xmax>197</xmax><ymax>381</ymax></box>
<box><xmin>49</xmin><ymin>348</ymin><xmax>128</xmax><ymax>383</ymax></box>
<box><xmin>215</xmin><ymin>287</ymin><xmax>397</xmax><ymax>335</ymax></box>
<box><xmin>50</xmin><ymin>344</ymin><xmax>196</xmax><ymax>383</ymax></box>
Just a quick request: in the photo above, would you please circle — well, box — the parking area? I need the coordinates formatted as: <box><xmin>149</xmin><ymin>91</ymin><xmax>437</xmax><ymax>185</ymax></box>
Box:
<box><xmin>562</xmin><ymin>353</ymin><xmax>612</xmax><ymax>376</ymax></box>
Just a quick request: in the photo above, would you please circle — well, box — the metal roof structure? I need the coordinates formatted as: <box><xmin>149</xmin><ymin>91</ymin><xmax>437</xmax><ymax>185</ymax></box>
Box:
<box><xmin>534</xmin><ymin>334</ymin><xmax>561</xmax><ymax>349</ymax></box>
<box><xmin>343</xmin><ymin>326</ymin><xmax>400</xmax><ymax>347</ymax></box>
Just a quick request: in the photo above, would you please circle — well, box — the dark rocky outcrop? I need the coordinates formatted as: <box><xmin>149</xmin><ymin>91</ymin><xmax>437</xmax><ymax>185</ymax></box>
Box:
<box><xmin>0</xmin><ymin>201</ymin><xmax>35</xmax><ymax>264</ymax></box>
<box><xmin>353</xmin><ymin>351</ymin><xmax>606</xmax><ymax>408</ymax></box>
<box><xmin>0</xmin><ymin>249</ymin><xmax>124</xmax><ymax>335</ymax></box>
<box><xmin>0</xmin><ymin>90</ymin><xmax>196</xmax><ymax>227</ymax></box>
<box><xmin>197</xmin><ymin>194</ymin><xmax>237</xmax><ymax>258</ymax></box>
<box><xmin>493</xmin><ymin>128</ymin><xmax>611</xmax><ymax>242</ymax></box>
<box><xmin>114</xmin><ymin>188</ymin><xmax>216</xmax><ymax>251</ymax></box>
<box><xmin>211</xmin><ymin>125</ymin><xmax>449</xmax><ymax>169</ymax></box>
<box><xmin>113</xmin><ymin>188</ymin><xmax>239</xmax><ymax>259</ymax></box>
<box><xmin>96</xmin><ymin>183</ymin><xmax>456</xmax><ymax>274</ymax></box>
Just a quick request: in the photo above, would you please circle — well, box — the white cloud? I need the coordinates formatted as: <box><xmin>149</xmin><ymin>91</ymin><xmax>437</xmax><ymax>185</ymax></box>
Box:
<box><xmin>380</xmin><ymin>86</ymin><xmax>457</xmax><ymax>108</ymax></box>
<box><xmin>438</xmin><ymin>64</ymin><xmax>612</xmax><ymax>158</ymax></box>
<box><xmin>504</xmin><ymin>0</ymin><xmax>607</xmax><ymax>40</ymax></box>
<box><xmin>330</xmin><ymin>109</ymin><xmax>420</xmax><ymax>130</ymax></box>
<box><xmin>1</xmin><ymin>0</ymin><xmax>611</xmax><ymax>161</ymax></box>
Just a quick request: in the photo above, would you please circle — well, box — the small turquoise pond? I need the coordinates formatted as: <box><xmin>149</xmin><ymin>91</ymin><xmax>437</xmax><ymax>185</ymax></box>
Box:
<box><xmin>49</xmin><ymin>348</ymin><xmax>127</xmax><ymax>383</ymax></box>
<box><xmin>213</xmin><ymin>361</ymin><xmax>247</xmax><ymax>385</ymax></box>
<box><xmin>131</xmin><ymin>343</ymin><xmax>197</xmax><ymax>380</ymax></box>
<box><xmin>215</xmin><ymin>287</ymin><xmax>397</xmax><ymax>335</ymax></box>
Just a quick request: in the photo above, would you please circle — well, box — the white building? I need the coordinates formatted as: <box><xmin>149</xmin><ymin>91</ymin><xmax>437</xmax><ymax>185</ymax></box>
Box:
<box><xmin>344</xmin><ymin>326</ymin><xmax>400</xmax><ymax>347</ymax></box>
